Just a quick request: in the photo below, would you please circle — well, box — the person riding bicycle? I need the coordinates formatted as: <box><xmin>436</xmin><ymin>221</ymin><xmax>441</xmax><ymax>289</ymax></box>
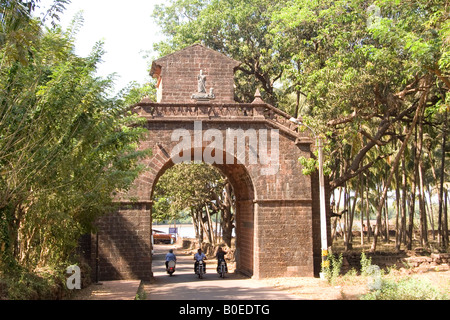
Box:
<box><xmin>194</xmin><ymin>248</ymin><xmax>207</xmax><ymax>274</ymax></box>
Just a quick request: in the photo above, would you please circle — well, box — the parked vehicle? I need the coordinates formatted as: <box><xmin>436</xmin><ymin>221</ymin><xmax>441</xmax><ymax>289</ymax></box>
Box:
<box><xmin>153</xmin><ymin>229</ymin><xmax>176</xmax><ymax>244</ymax></box>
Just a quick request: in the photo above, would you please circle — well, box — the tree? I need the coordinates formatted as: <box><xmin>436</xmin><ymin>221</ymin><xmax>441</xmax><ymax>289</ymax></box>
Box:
<box><xmin>271</xmin><ymin>0</ymin><xmax>449</xmax><ymax>251</ymax></box>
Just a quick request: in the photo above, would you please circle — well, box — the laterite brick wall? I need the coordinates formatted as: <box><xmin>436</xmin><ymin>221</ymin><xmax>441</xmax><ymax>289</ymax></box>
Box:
<box><xmin>92</xmin><ymin>203</ymin><xmax>152</xmax><ymax>281</ymax></box>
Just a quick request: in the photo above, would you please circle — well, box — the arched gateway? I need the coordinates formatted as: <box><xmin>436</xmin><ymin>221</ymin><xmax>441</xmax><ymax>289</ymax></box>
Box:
<box><xmin>82</xmin><ymin>44</ymin><xmax>330</xmax><ymax>281</ymax></box>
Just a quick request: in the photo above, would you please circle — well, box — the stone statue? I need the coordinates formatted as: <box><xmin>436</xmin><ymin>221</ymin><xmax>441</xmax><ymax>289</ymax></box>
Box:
<box><xmin>198</xmin><ymin>70</ymin><xmax>207</xmax><ymax>93</ymax></box>
<box><xmin>192</xmin><ymin>70</ymin><xmax>215</xmax><ymax>101</ymax></box>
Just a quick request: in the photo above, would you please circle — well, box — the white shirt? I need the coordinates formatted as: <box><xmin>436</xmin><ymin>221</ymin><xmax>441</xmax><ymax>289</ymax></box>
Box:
<box><xmin>194</xmin><ymin>252</ymin><xmax>206</xmax><ymax>261</ymax></box>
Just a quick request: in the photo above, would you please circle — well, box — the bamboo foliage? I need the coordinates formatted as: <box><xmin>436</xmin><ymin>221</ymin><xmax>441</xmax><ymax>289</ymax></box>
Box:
<box><xmin>0</xmin><ymin>1</ymin><xmax>150</xmax><ymax>273</ymax></box>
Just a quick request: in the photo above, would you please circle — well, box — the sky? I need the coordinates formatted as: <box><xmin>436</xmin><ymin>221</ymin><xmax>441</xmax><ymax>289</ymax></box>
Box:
<box><xmin>38</xmin><ymin>0</ymin><xmax>165</xmax><ymax>94</ymax></box>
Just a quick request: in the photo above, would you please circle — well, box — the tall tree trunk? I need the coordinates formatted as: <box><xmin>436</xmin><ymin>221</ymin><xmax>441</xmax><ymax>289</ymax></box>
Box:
<box><xmin>331</xmin><ymin>187</ymin><xmax>343</xmax><ymax>242</ymax></box>
<box><xmin>198</xmin><ymin>209</ymin><xmax>204</xmax><ymax>245</ymax></box>
<box><xmin>407</xmin><ymin>191</ymin><xmax>416</xmax><ymax>250</ymax></box>
<box><xmin>345</xmin><ymin>183</ymin><xmax>358</xmax><ymax>251</ymax></box>
<box><xmin>343</xmin><ymin>184</ymin><xmax>349</xmax><ymax>249</ymax></box>
<box><xmin>444</xmin><ymin>189</ymin><xmax>449</xmax><ymax>249</ymax></box>
<box><xmin>425</xmin><ymin>185</ymin><xmax>435</xmax><ymax>240</ymax></box>
<box><xmin>295</xmin><ymin>90</ymin><xmax>300</xmax><ymax>119</ymax></box>
<box><xmin>407</xmin><ymin>126</ymin><xmax>418</xmax><ymax>251</ymax></box>
<box><xmin>409</xmin><ymin>124</ymin><xmax>419</xmax><ymax>249</ymax></box>
<box><xmin>395</xmin><ymin>166</ymin><xmax>401</xmax><ymax>251</ymax></box>
<box><xmin>366</xmin><ymin>179</ymin><xmax>372</xmax><ymax>241</ymax></box>
<box><xmin>200</xmin><ymin>210</ymin><xmax>210</xmax><ymax>244</ymax></box>
<box><xmin>417</xmin><ymin>111</ymin><xmax>428</xmax><ymax>247</ymax></box>
<box><xmin>438</xmin><ymin>110</ymin><xmax>447</xmax><ymax>249</ymax></box>
<box><xmin>191</xmin><ymin>208</ymin><xmax>200</xmax><ymax>244</ymax></box>
<box><xmin>331</xmin><ymin>199</ymin><xmax>338</xmax><ymax>242</ymax></box>
<box><xmin>384</xmin><ymin>189</ymin><xmax>389</xmax><ymax>242</ymax></box>
<box><xmin>215</xmin><ymin>209</ymin><xmax>219</xmax><ymax>244</ymax></box>
<box><xmin>211</xmin><ymin>182</ymin><xmax>235</xmax><ymax>247</ymax></box>
<box><xmin>205</xmin><ymin>204</ymin><xmax>214</xmax><ymax>244</ymax></box>
<box><xmin>401</xmin><ymin>155</ymin><xmax>408</xmax><ymax>246</ymax></box>
<box><xmin>221</xmin><ymin>183</ymin><xmax>234</xmax><ymax>247</ymax></box>
<box><xmin>360</xmin><ymin>173</ymin><xmax>365</xmax><ymax>247</ymax></box>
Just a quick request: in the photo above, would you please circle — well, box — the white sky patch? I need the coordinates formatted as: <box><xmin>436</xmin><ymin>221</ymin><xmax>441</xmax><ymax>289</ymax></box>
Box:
<box><xmin>36</xmin><ymin>0</ymin><xmax>165</xmax><ymax>94</ymax></box>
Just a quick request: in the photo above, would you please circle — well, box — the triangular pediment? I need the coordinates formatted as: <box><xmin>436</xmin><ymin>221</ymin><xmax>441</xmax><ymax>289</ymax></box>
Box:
<box><xmin>150</xmin><ymin>44</ymin><xmax>240</xmax><ymax>77</ymax></box>
<box><xmin>149</xmin><ymin>43</ymin><xmax>241</xmax><ymax>104</ymax></box>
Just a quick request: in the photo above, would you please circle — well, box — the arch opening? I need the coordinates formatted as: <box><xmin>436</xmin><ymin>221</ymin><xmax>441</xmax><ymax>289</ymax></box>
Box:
<box><xmin>150</xmin><ymin>147</ymin><xmax>255</xmax><ymax>276</ymax></box>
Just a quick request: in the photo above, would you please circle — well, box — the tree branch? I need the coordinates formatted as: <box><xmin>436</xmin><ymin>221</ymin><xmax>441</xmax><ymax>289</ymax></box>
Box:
<box><xmin>359</xmin><ymin>129</ymin><xmax>389</xmax><ymax>146</ymax></box>
<box><xmin>327</xmin><ymin>110</ymin><xmax>357</xmax><ymax>126</ymax></box>
<box><xmin>330</xmin><ymin>155</ymin><xmax>387</xmax><ymax>189</ymax></box>
<box><xmin>429</xmin><ymin>68</ymin><xmax>450</xmax><ymax>89</ymax></box>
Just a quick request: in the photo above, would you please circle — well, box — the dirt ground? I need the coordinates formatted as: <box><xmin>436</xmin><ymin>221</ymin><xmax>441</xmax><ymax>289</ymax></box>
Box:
<box><xmin>260</xmin><ymin>277</ymin><xmax>367</xmax><ymax>300</ymax></box>
<box><xmin>70</xmin><ymin>280</ymin><xmax>141</xmax><ymax>300</ymax></box>
<box><xmin>260</xmin><ymin>269</ymin><xmax>450</xmax><ymax>300</ymax></box>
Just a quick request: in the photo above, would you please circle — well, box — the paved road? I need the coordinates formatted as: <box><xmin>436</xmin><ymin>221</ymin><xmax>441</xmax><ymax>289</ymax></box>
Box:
<box><xmin>145</xmin><ymin>244</ymin><xmax>300</xmax><ymax>300</ymax></box>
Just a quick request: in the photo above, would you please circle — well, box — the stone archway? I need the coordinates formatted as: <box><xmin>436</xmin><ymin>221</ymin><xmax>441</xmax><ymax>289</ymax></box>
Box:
<box><xmin>83</xmin><ymin>44</ymin><xmax>331</xmax><ymax>282</ymax></box>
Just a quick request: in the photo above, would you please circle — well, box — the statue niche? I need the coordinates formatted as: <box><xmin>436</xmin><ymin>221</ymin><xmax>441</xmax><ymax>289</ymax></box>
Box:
<box><xmin>191</xmin><ymin>70</ymin><xmax>215</xmax><ymax>101</ymax></box>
